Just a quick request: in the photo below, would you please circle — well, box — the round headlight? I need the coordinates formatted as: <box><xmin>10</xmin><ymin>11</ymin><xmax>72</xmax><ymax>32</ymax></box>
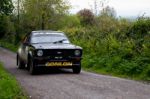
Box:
<box><xmin>74</xmin><ymin>50</ymin><xmax>81</xmax><ymax>56</ymax></box>
<box><xmin>37</xmin><ymin>50</ymin><xmax>43</xmax><ymax>56</ymax></box>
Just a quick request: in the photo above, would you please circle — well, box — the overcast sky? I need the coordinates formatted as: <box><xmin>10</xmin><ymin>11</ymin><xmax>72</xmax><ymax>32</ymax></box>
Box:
<box><xmin>69</xmin><ymin>0</ymin><xmax>150</xmax><ymax>17</ymax></box>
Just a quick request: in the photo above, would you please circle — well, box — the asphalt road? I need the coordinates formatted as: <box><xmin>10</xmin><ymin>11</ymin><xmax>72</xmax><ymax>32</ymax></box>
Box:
<box><xmin>0</xmin><ymin>47</ymin><xmax>150</xmax><ymax>99</ymax></box>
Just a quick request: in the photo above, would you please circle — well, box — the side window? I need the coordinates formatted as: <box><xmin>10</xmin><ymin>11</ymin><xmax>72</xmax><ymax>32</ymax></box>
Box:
<box><xmin>23</xmin><ymin>36</ymin><xmax>28</xmax><ymax>43</ymax></box>
<box><xmin>22</xmin><ymin>34</ymin><xmax>31</xmax><ymax>43</ymax></box>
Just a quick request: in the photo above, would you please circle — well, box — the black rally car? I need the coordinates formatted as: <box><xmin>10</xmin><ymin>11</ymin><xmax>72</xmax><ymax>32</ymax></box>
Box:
<box><xmin>17</xmin><ymin>30</ymin><xmax>82</xmax><ymax>74</ymax></box>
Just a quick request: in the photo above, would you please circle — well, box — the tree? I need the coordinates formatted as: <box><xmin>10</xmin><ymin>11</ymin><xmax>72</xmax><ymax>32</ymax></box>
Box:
<box><xmin>0</xmin><ymin>0</ymin><xmax>14</xmax><ymax>39</ymax></box>
<box><xmin>0</xmin><ymin>15</ymin><xmax>15</xmax><ymax>39</ymax></box>
<box><xmin>77</xmin><ymin>9</ymin><xmax>95</xmax><ymax>26</ymax></box>
<box><xmin>100</xmin><ymin>6</ymin><xmax>116</xmax><ymax>18</ymax></box>
<box><xmin>56</xmin><ymin>15</ymin><xmax>81</xmax><ymax>29</ymax></box>
<box><xmin>0</xmin><ymin>0</ymin><xmax>14</xmax><ymax>15</ymax></box>
<box><xmin>22</xmin><ymin>0</ymin><xmax>69</xmax><ymax>30</ymax></box>
<box><xmin>94</xmin><ymin>6</ymin><xmax>118</xmax><ymax>35</ymax></box>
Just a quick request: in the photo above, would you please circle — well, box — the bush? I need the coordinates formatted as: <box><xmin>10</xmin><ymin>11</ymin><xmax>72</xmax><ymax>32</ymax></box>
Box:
<box><xmin>62</xmin><ymin>17</ymin><xmax>150</xmax><ymax>81</ymax></box>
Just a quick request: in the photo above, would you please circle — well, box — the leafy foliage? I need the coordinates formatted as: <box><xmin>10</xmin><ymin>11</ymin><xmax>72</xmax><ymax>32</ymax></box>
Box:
<box><xmin>0</xmin><ymin>0</ymin><xmax>14</xmax><ymax>15</ymax></box>
<box><xmin>63</xmin><ymin>17</ymin><xmax>150</xmax><ymax>81</ymax></box>
<box><xmin>0</xmin><ymin>0</ymin><xmax>150</xmax><ymax>81</ymax></box>
<box><xmin>0</xmin><ymin>15</ymin><xmax>15</xmax><ymax>39</ymax></box>
<box><xmin>22</xmin><ymin>0</ymin><xmax>69</xmax><ymax>30</ymax></box>
<box><xmin>0</xmin><ymin>0</ymin><xmax>14</xmax><ymax>39</ymax></box>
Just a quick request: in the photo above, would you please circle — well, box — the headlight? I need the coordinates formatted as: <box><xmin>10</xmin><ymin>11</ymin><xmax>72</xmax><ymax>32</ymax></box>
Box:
<box><xmin>74</xmin><ymin>50</ymin><xmax>81</xmax><ymax>56</ymax></box>
<box><xmin>37</xmin><ymin>50</ymin><xmax>43</xmax><ymax>56</ymax></box>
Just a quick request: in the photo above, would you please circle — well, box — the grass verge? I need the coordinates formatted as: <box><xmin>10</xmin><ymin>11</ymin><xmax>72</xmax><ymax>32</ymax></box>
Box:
<box><xmin>0</xmin><ymin>40</ymin><xmax>18</xmax><ymax>52</ymax></box>
<box><xmin>0</xmin><ymin>63</ymin><xmax>28</xmax><ymax>99</ymax></box>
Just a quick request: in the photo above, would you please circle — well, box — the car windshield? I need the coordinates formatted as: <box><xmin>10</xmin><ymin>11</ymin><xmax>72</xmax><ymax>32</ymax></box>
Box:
<box><xmin>31</xmin><ymin>33</ymin><xmax>70</xmax><ymax>44</ymax></box>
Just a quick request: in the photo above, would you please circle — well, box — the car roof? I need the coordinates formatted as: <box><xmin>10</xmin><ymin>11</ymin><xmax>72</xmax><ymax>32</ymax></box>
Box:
<box><xmin>32</xmin><ymin>30</ymin><xmax>63</xmax><ymax>33</ymax></box>
<box><xmin>31</xmin><ymin>30</ymin><xmax>66</xmax><ymax>36</ymax></box>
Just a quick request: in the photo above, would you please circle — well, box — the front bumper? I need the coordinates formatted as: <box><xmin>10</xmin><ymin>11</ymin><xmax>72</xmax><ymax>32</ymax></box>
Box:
<box><xmin>33</xmin><ymin>57</ymin><xmax>82</xmax><ymax>68</ymax></box>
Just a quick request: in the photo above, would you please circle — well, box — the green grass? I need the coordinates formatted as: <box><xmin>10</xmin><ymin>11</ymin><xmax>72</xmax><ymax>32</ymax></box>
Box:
<box><xmin>0</xmin><ymin>40</ymin><xmax>18</xmax><ymax>52</ymax></box>
<box><xmin>0</xmin><ymin>63</ymin><xmax>28</xmax><ymax>99</ymax></box>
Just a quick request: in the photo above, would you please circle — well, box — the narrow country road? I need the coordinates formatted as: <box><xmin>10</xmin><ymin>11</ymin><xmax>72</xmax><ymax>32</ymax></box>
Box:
<box><xmin>0</xmin><ymin>47</ymin><xmax>150</xmax><ymax>99</ymax></box>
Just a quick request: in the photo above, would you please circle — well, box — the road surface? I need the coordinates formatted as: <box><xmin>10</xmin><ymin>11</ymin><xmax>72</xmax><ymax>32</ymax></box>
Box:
<box><xmin>0</xmin><ymin>47</ymin><xmax>150</xmax><ymax>99</ymax></box>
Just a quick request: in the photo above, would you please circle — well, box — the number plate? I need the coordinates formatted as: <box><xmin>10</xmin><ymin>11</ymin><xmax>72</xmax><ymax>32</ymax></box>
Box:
<box><xmin>46</xmin><ymin>62</ymin><xmax>72</xmax><ymax>67</ymax></box>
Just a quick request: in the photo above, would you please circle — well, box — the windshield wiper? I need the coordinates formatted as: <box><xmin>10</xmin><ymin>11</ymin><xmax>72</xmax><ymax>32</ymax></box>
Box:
<box><xmin>53</xmin><ymin>39</ymin><xmax>67</xmax><ymax>44</ymax></box>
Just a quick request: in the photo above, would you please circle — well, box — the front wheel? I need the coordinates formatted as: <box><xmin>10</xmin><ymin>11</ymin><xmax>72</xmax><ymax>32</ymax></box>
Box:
<box><xmin>72</xmin><ymin>65</ymin><xmax>81</xmax><ymax>74</ymax></box>
<box><xmin>29</xmin><ymin>59</ymin><xmax>36</xmax><ymax>75</ymax></box>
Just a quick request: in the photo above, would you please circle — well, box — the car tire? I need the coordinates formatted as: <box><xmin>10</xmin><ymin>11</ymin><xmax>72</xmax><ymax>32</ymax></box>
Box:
<box><xmin>72</xmin><ymin>65</ymin><xmax>81</xmax><ymax>74</ymax></box>
<box><xmin>17</xmin><ymin>55</ymin><xmax>25</xmax><ymax>69</ymax></box>
<box><xmin>29</xmin><ymin>59</ymin><xmax>36</xmax><ymax>75</ymax></box>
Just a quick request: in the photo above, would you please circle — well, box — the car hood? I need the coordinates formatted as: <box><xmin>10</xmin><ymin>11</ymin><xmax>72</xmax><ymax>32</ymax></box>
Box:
<box><xmin>31</xmin><ymin>43</ymin><xmax>82</xmax><ymax>50</ymax></box>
